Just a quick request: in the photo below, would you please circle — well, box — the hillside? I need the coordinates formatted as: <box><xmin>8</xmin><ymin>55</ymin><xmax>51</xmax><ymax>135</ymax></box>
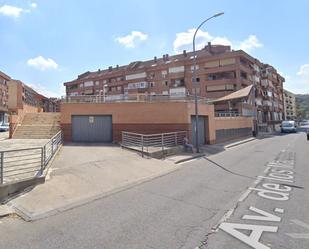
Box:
<box><xmin>296</xmin><ymin>94</ymin><xmax>309</xmax><ymax>119</ymax></box>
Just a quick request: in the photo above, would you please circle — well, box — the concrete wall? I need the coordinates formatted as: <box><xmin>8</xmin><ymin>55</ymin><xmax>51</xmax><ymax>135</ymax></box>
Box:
<box><xmin>214</xmin><ymin>116</ymin><xmax>253</xmax><ymax>143</ymax></box>
<box><xmin>8</xmin><ymin>80</ymin><xmax>23</xmax><ymax>111</ymax></box>
<box><xmin>60</xmin><ymin>102</ymin><xmax>216</xmax><ymax>143</ymax></box>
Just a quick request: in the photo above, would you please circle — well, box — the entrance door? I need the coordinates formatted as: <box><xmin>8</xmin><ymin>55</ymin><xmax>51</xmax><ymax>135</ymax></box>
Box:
<box><xmin>72</xmin><ymin>115</ymin><xmax>112</xmax><ymax>142</ymax></box>
<box><xmin>191</xmin><ymin>116</ymin><xmax>205</xmax><ymax>145</ymax></box>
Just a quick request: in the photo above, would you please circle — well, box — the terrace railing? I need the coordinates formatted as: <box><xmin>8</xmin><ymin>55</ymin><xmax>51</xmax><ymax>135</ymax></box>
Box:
<box><xmin>0</xmin><ymin>131</ymin><xmax>63</xmax><ymax>184</ymax></box>
<box><xmin>62</xmin><ymin>94</ymin><xmax>210</xmax><ymax>104</ymax></box>
<box><xmin>215</xmin><ymin>111</ymin><xmax>241</xmax><ymax>117</ymax></box>
<box><xmin>121</xmin><ymin>131</ymin><xmax>187</xmax><ymax>156</ymax></box>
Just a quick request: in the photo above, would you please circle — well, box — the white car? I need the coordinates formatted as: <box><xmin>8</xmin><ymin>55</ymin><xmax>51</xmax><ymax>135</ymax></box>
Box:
<box><xmin>281</xmin><ymin>120</ymin><xmax>297</xmax><ymax>133</ymax></box>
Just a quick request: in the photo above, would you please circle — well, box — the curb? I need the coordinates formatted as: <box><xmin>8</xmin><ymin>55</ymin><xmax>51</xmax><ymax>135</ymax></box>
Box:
<box><xmin>224</xmin><ymin>138</ymin><xmax>256</xmax><ymax>149</ymax></box>
<box><xmin>174</xmin><ymin>153</ymin><xmax>206</xmax><ymax>164</ymax></box>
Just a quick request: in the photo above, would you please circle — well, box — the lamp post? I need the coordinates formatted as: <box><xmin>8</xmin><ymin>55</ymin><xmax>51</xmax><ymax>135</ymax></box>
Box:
<box><xmin>192</xmin><ymin>12</ymin><xmax>224</xmax><ymax>153</ymax></box>
<box><xmin>103</xmin><ymin>84</ymin><xmax>108</xmax><ymax>102</ymax></box>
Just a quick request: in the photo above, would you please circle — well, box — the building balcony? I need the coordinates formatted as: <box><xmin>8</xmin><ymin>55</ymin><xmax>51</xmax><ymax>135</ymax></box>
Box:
<box><xmin>204</xmin><ymin>78</ymin><xmax>237</xmax><ymax>85</ymax></box>
<box><xmin>263</xmin><ymin>100</ymin><xmax>272</xmax><ymax>107</ymax></box>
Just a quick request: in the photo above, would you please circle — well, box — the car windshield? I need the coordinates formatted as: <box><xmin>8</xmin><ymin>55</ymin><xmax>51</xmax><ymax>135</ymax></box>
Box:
<box><xmin>282</xmin><ymin>123</ymin><xmax>294</xmax><ymax>127</ymax></box>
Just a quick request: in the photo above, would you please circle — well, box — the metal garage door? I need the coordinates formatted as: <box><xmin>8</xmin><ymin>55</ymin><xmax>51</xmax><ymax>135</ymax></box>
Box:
<box><xmin>72</xmin><ymin>115</ymin><xmax>112</xmax><ymax>142</ymax></box>
<box><xmin>191</xmin><ymin>116</ymin><xmax>205</xmax><ymax>145</ymax></box>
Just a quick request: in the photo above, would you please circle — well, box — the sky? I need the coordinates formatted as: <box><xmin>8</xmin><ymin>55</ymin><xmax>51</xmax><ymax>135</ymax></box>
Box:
<box><xmin>0</xmin><ymin>0</ymin><xmax>309</xmax><ymax>97</ymax></box>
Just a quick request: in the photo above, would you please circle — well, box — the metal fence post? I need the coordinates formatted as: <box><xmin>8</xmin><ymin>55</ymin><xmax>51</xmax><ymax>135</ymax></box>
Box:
<box><xmin>161</xmin><ymin>134</ymin><xmax>164</xmax><ymax>157</ymax></box>
<box><xmin>141</xmin><ymin>135</ymin><xmax>144</xmax><ymax>157</ymax></box>
<box><xmin>52</xmin><ymin>139</ymin><xmax>54</xmax><ymax>155</ymax></box>
<box><xmin>0</xmin><ymin>152</ymin><xmax>3</xmax><ymax>184</ymax></box>
<box><xmin>175</xmin><ymin>132</ymin><xmax>177</xmax><ymax>146</ymax></box>
<box><xmin>40</xmin><ymin>147</ymin><xmax>44</xmax><ymax>174</ymax></box>
<box><xmin>44</xmin><ymin>144</ymin><xmax>46</xmax><ymax>166</ymax></box>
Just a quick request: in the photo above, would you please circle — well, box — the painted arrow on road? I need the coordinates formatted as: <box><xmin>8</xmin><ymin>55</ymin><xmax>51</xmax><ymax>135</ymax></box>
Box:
<box><xmin>286</xmin><ymin>219</ymin><xmax>309</xmax><ymax>239</ymax></box>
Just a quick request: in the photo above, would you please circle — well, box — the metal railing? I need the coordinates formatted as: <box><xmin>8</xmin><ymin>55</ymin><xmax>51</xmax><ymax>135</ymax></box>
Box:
<box><xmin>62</xmin><ymin>94</ymin><xmax>211</xmax><ymax>104</ymax></box>
<box><xmin>0</xmin><ymin>131</ymin><xmax>63</xmax><ymax>184</ymax></box>
<box><xmin>215</xmin><ymin>111</ymin><xmax>240</xmax><ymax>117</ymax></box>
<box><xmin>121</xmin><ymin>131</ymin><xmax>187</xmax><ymax>156</ymax></box>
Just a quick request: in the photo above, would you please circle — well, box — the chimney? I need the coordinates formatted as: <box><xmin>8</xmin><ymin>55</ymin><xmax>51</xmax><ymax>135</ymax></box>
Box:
<box><xmin>98</xmin><ymin>69</ymin><xmax>101</xmax><ymax>72</ymax></box>
<box><xmin>108</xmin><ymin>66</ymin><xmax>112</xmax><ymax>71</ymax></box>
<box><xmin>183</xmin><ymin>50</ymin><xmax>187</xmax><ymax>57</ymax></box>
<box><xmin>165</xmin><ymin>54</ymin><xmax>169</xmax><ymax>60</ymax></box>
<box><xmin>163</xmin><ymin>54</ymin><xmax>166</xmax><ymax>61</ymax></box>
<box><xmin>116</xmin><ymin>65</ymin><xmax>119</xmax><ymax>70</ymax></box>
<box><xmin>154</xmin><ymin>56</ymin><xmax>157</xmax><ymax>63</ymax></box>
<box><xmin>208</xmin><ymin>42</ymin><xmax>212</xmax><ymax>52</ymax></box>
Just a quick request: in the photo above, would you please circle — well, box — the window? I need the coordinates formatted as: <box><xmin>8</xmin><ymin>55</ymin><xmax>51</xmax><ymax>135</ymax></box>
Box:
<box><xmin>163</xmin><ymin>81</ymin><xmax>169</xmax><ymax>86</ymax></box>
<box><xmin>68</xmin><ymin>84</ymin><xmax>78</xmax><ymax>90</ymax></box>
<box><xmin>84</xmin><ymin>81</ymin><xmax>94</xmax><ymax>87</ymax></box>
<box><xmin>150</xmin><ymin>82</ymin><xmax>155</xmax><ymax>88</ymax></box>
<box><xmin>161</xmin><ymin>70</ymin><xmax>168</xmax><ymax>78</ymax></box>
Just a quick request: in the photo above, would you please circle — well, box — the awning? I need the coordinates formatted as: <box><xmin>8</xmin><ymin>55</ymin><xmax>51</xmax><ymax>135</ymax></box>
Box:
<box><xmin>211</xmin><ymin>85</ymin><xmax>253</xmax><ymax>104</ymax></box>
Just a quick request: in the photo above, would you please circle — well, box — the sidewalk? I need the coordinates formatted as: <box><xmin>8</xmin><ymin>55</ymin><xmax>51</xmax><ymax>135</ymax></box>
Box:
<box><xmin>0</xmin><ymin>131</ymin><xmax>9</xmax><ymax>141</ymax></box>
<box><xmin>6</xmin><ymin>144</ymin><xmax>181</xmax><ymax>221</ymax></box>
<box><xmin>166</xmin><ymin>136</ymin><xmax>256</xmax><ymax>164</ymax></box>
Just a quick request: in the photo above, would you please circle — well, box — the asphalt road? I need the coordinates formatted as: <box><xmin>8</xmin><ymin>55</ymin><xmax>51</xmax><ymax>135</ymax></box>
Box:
<box><xmin>0</xmin><ymin>131</ymin><xmax>308</xmax><ymax>249</ymax></box>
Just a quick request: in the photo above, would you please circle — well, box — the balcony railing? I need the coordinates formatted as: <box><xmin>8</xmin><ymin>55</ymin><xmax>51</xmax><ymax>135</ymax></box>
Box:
<box><xmin>62</xmin><ymin>94</ymin><xmax>211</xmax><ymax>104</ymax></box>
<box><xmin>215</xmin><ymin>111</ymin><xmax>240</xmax><ymax>117</ymax></box>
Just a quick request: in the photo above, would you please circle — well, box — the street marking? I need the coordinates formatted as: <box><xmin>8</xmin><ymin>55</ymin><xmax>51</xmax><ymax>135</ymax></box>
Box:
<box><xmin>286</xmin><ymin>220</ymin><xmax>309</xmax><ymax>239</ymax></box>
<box><xmin>263</xmin><ymin>167</ymin><xmax>271</xmax><ymax>174</ymax></box>
<box><xmin>291</xmin><ymin>219</ymin><xmax>309</xmax><ymax>229</ymax></box>
<box><xmin>219</xmin><ymin>222</ymin><xmax>278</xmax><ymax>249</ymax></box>
<box><xmin>242</xmin><ymin>206</ymin><xmax>281</xmax><ymax>222</ymax></box>
<box><xmin>238</xmin><ymin>189</ymin><xmax>252</xmax><ymax>202</ymax></box>
<box><xmin>274</xmin><ymin>208</ymin><xmax>284</xmax><ymax>214</ymax></box>
<box><xmin>257</xmin><ymin>176</ymin><xmax>293</xmax><ymax>183</ymax></box>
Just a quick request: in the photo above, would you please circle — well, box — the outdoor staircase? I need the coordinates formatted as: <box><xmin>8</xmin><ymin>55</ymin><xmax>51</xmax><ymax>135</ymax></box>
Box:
<box><xmin>13</xmin><ymin>113</ymin><xmax>61</xmax><ymax>139</ymax></box>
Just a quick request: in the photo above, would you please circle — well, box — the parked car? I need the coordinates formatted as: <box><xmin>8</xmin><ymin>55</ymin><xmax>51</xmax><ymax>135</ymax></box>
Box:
<box><xmin>281</xmin><ymin>120</ymin><xmax>297</xmax><ymax>133</ymax></box>
<box><xmin>300</xmin><ymin>120</ymin><xmax>309</xmax><ymax>126</ymax></box>
<box><xmin>0</xmin><ymin>122</ymin><xmax>9</xmax><ymax>132</ymax></box>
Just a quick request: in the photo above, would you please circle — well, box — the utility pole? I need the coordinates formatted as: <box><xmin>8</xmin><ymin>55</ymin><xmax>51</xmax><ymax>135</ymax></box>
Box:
<box><xmin>192</xmin><ymin>12</ymin><xmax>224</xmax><ymax>152</ymax></box>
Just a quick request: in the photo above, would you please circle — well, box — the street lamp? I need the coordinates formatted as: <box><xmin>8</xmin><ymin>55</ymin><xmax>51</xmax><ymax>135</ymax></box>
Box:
<box><xmin>192</xmin><ymin>12</ymin><xmax>224</xmax><ymax>153</ymax></box>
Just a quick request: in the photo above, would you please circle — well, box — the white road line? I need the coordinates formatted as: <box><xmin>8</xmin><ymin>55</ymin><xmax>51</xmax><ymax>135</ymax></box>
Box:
<box><xmin>238</xmin><ymin>189</ymin><xmax>252</xmax><ymax>202</ymax></box>
<box><xmin>263</xmin><ymin>167</ymin><xmax>271</xmax><ymax>174</ymax></box>
<box><xmin>291</xmin><ymin>219</ymin><xmax>309</xmax><ymax>230</ymax></box>
<box><xmin>274</xmin><ymin>208</ymin><xmax>284</xmax><ymax>214</ymax></box>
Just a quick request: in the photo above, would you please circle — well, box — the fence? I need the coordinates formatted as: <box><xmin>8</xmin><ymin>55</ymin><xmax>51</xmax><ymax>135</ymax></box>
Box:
<box><xmin>121</xmin><ymin>131</ymin><xmax>187</xmax><ymax>156</ymax></box>
<box><xmin>215</xmin><ymin>111</ymin><xmax>240</xmax><ymax>117</ymax></box>
<box><xmin>0</xmin><ymin>131</ymin><xmax>63</xmax><ymax>184</ymax></box>
<box><xmin>62</xmin><ymin>94</ymin><xmax>210</xmax><ymax>104</ymax></box>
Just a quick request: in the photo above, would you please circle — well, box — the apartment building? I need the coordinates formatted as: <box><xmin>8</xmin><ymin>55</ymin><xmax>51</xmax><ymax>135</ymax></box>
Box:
<box><xmin>64</xmin><ymin>43</ymin><xmax>284</xmax><ymax>130</ymax></box>
<box><xmin>0</xmin><ymin>71</ymin><xmax>10</xmax><ymax>124</ymax></box>
<box><xmin>284</xmin><ymin>89</ymin><xmax>296</xmax><ymax>120</ymax></box>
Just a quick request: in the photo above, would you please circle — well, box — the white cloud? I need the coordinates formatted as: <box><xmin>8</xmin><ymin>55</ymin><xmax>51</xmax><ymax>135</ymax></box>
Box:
<box><xmin>282</xmin><ymin>64</ymin><xmax>309</xmax><ymax>94</ymax></box>
<box><xmin>173</xmin><ymin>28</ymin><xmax>213</xmax><ymax>53</ymax></box>
<box><xmin>0</xmin><ymin>5</ymin><xmax>23</xmax><ymax>18</ymax></box>
<box><xmin>115</xmin><ymin>31</ymin><xmax>148</xmax><ymax>48</ymax></box>
<box><xmin>172</xmin><ymin>29</ymin><xmax>262</xmax><ymax>54</ymax></box>
<box><xmin>30</xmin><ymin>2</ymin><xmax>37</xmax><ymax>9</ymax></box>
<box><xmin>27</xmin><ymin>56</ymin><xmax>59</xmax><ymax>71</ymax></box>
<box><xmin>0</xmin><ymin>3</ymin><xmax>37</xmax><ymax>18</ymax></box>
<box><xmin>237</xmin><ymin>35</ymin><xmax>263</xmax><ymax>52</ymax></box>
<box><xmin>297</xmin><ymin>64</ymin><xmax>309</xmax><ymax>77</ymax></box>
<box><xmin>28</xmin><ymin>83</ymin><xmax>64</xmax><ymax>98</ymax></box>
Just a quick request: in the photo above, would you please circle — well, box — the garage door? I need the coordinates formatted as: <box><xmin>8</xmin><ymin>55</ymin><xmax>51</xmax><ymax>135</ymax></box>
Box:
<box><xmin>191</xmin><ymin>116</ymin><xmax>205</xmax><ymax>145</ymax></box>
<box><xmin>72</xmin><ymin>115</ymin><xmax>112</xmax><ymax>142</ymax></box>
